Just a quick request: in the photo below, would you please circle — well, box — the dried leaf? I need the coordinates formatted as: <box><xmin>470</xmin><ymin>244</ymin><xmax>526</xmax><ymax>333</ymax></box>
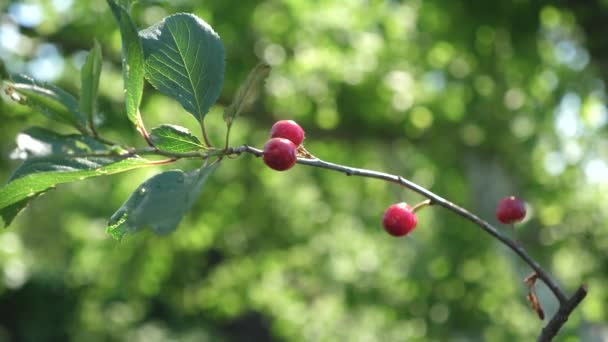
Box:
<box><xmin>524</xmin><ymin>272</ymin><xmax>538</xmax><ymax>288</ymax></box>
<box><xmin>526</xmin><ymin>291</ymin><xmax>545</xmax><ymax>320</ymax></box>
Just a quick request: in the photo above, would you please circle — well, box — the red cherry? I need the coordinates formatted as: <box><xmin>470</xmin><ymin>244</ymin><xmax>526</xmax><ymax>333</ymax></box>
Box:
<box><xmin>263</xmin><ymin>138</ymin><xmax>298</xmax><ymax>171</ymax></box>
<box><xmin>382</xmin><ymin>202</ymin><xmax>418</xmax><ymax>237</ymax></box>
<box><xmin>496</xmin><ymin>196</ymin><xmax>526</xmax><ymax>224</ymax></box>
<box><xmin>270</xmin><ymin>120</ymin><xmax>305</xmax><ymax>146</ymax></box>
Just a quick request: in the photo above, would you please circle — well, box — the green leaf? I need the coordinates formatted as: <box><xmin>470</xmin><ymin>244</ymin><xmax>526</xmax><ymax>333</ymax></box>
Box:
<box><xmin>224</xmin><ymin>63</ymin><xmax>271</xmax><ymax>126</ymax></box>
<box><xmin>0</xmin><ymin>156</ymin><xmax>154</xmax><ymax>228</ymax></box>
<box><xmin>107</xmin><ymin>0</ymin><xmax>145</xmax><ymax>127</ymax></box>
<box><xmin>106</xmin><ymin>164</ymin><xmax>218</xmax><ymax>240</ymax></box>
<box><xmin>139</xmin><ymin>13</ymin><xmax>225</xmax><ymax>123</ymax></box>
<box><xmin>0</xmin><ymin>128</ymin><xmax>157</xmax><ymax>227</ymax></box>
<box><xmin>10</xmin><ymin>126</ymin><xmax>107</xmax><ymax>160</ymax></box>
<box><xmin>79</xmin><ymin>40</ymin><xmax>103</xmax><ymax>129</ymax></box>
<box><xmin>0</xmin><ymin>59</ymin><xmax>9</xmax><ymax>80</ymax></box>
<box><xmin>0</xmin><ymin>199</ymin><xmax>31</xmax><ymax>229</ymax></box>
<box><xmin>8</xmin><ymin>127</ymin><xmax>131</xmax><ymax>180</ymax></box>
<box><xmin>150</xmin><ymin>124</ymin><xmax>205</xmax><ymax>153</ymax></box>
<box><xmin>4</xmin><ymin>74</ymin><xmax>86</xmax><ymax>131</ymax></box>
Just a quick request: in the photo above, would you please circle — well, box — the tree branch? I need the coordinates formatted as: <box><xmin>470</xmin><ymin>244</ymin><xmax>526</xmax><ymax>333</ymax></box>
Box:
<box><xmin>26</xmin><ymin>146</ymin><xmax>215</xmax><ymax>162</ymax></box>
<box><xmin>229</xmin><ymin>144</ymin><xmax>588</xmax><ymax>341</ymax></box>
<box><xmin>77</xmin><ymin>142</ymin><xmax>586</xmax><ymax>340</ymax></box>
<box><xmin>230</xmin><ymin>145</ymin><xmax>567</xmax><ymax>302</ymax></box>
<box><xmin>537</xmin><ymin>285</ymin><xmax>588</xmax><ymax>342</ymax></box>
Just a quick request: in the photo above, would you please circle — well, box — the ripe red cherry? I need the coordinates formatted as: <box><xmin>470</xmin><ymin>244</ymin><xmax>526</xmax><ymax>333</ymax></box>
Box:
<box><xmin>382</xmin><ymin>202</ymin><xmax>418</xmax><ymax>237</ymax></box>
<box><xmin>496</xmin><ymin>196</ymin><xmax>527</xmax><ymax>224</ymax></box>
<box><xmin>270</xmin><ymin>120</ymin><xmax>305</xmax><ymax>146</ymax></box>
<box><xmin>263</xmin><ymin>138</ymin><xmax>298</xmax><ymax>171</ymax></box>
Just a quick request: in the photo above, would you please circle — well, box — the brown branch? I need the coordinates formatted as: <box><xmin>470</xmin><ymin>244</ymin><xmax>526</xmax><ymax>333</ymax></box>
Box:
<box><xmin>229</xmin><ymin>145</ymin><xmax>588</xmax><ymax>340</ymax></box>
<box><xmin>538</xmin><ymin>285</ymin><xmax>588</xmax><ymax>342</ymax></box>
<box><xmin>230</xmin><ymin>145</ymin><xmax>567</xmax><ymax>303</ymax></box>
<box><xmin>87</xmin><ymin>142</ymin><xmax>585</xmax><ymax>340</ymax></box>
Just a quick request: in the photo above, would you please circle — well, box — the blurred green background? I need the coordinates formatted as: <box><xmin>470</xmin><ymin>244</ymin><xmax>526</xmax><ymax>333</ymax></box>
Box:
<box><xmin>1</xmin><ymin>0</ymin><xmax>607</xmax><ymax>341</ymax></box>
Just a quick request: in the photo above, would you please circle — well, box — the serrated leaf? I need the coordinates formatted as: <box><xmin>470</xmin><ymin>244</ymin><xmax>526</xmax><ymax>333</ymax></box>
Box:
<box><xmin>79</xmin><ymin>40</ymin><xmax>103</xmax><ymax>129</ymax></box>
<box><xmin>139</xmin><ymin>13</ymin><xmax>225</xmax><ymax>122</ymax></box>
<box><xmin>224</xmin><ymin>63</ymin><xmax>271</xmax><ymax>125</ymax></box>
<box><xmin>4</xmin><ymin>74</ymin><xmax>86</xmax><ymax>131</ymax></box>
<box><xmin>150</xmin><ymin>124</ymin><xmax>205</xmax><ymax>153</ymax></box>
<box><xmin>0</xmin><ymin>128</ymin><xmax>157</xmax><ymax>227</ymax></box>
<box><xmin>107</xmin><ymin>0</ymin><xmax>145</xmax><ymax>127</ymax></box>
<box><xmin>107</xmin><ymin>164</ymin><xmax>218</xmax><ymax>240</ymax></box>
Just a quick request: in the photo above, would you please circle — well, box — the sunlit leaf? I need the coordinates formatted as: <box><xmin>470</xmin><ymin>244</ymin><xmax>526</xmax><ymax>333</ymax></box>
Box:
<box><xmin>139</xmin><ymin>13</ymin><xmax>225</xmax><ymax>122</ymax></box>
<box><xmin>0</xmin><ymin>128</ymin><xmax>157</xmax><ymax>227</ymax></box>
<box><xmin>106</xmin><ymin>164</ymin><xmax>218</xmax><ymax>240</ymax></box>
<box><xmin>4</xmin><ymin>74</ymin><xmax>86</xmax><ymax>131</ymax></box>
<box><xmin>107</xmin><ymin>0</ymin><xmax>145</xmax><ymax>128</ymax></box>
<box><xmin>10</xmin><ymin>126</ymin><xmax>106</xmax><ymax>160</ymax></box>
<box><xmin>150</xmin><ymin>124</ymin><xmax>205</xmax><ymax>153</ymax></box>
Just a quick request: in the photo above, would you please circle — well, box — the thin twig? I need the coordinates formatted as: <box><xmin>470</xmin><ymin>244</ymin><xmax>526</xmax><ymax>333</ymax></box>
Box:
<box><xmin>92</xmin><ymin>135</ymin><xmax>118</xmax><ymax>146</ymax></box>
<box><xmin>132</xmin><ymin>147</ymin><xmax>216</xmax><ymax>159</ymax></box>
<box><xmin>28</xmin><ymin>147</ymin><xmax>214</xmax><ymax>161</ymax></box>
<box><xmin>147</xmin><ymin>157</ymin><xmax>178</xmax><ymax>165</ymax></box>
<box><xmin>228</xmin><ymin>144</ymin><xmax>589</xmax><ymax>341</ymax></box>
<box><xmin>224</xmin><ymin>123</ymin><xmax>232</xmax><ymax>151</ymax></box>
<box><xmin>229</xmin><ymin>145</ymin><xmax>568</xmax><ymax>303</ymax></box>
<box><xmin>57</xmin><ymin>141</ymin><xmax>585</xmax><ymax>340</ymax></box>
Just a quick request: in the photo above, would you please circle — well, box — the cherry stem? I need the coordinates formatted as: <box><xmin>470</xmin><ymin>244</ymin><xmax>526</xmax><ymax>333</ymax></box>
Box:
<box><xmin>510</xmin><ymin>223</ymin><xmax>520</xmax><ymax>245</ymax></box>
<box><xmin>412</xmin><ymin>199</ymin><xmax>432</xmax><ymax>213</ymax></box>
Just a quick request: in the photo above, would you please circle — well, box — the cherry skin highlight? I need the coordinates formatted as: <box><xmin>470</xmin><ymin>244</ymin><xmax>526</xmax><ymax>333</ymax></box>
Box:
<box><xmin>382</xmin><ymin>202</ymin><xmax>418</xmax><ymax>237</ymax></box>
<box><xmin>270</xmin><ymin>120</ymin><xmax>305</xmax><ymax>146</ymax></box>
<box><xmin>496</xmin><ymin>196</ymin><xmax>526</xmax><ymax>224</ymax></box>
<box><xmin>263</xmin><ymin>138</ymin><xmax>298</xmax><ymax>171</ymax></box>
